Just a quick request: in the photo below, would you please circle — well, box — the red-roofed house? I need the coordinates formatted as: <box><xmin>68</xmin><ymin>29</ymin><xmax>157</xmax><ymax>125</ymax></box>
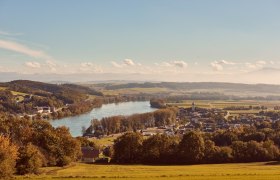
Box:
<box><xmin>81</xmin><ymin>147</ymin><xmax>100</xmax><ymax>163</ymax></box>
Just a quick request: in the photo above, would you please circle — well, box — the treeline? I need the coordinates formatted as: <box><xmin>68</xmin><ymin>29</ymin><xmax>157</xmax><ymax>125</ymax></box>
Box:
<box><xmin>112</xmin><ymin>122</ymin><xmax>280</xmax><ymax>164</ymax></box>
<box><xmin>85</xmin><ymin>108</ymin><xmax>178</xmax><ymax>137</ymax></box>
<box><xmin>150</xmin><ymin>98</ymin><xmax>166</xmax><ymax>108</ymax></box>
<box><xmin>102</xmin><ymin>95</ymin><xmax>151</xmax><ymax>104</ymax></box>
<box><xmin>0</xmin><ymin>114</ymin><xmax>81</xmax><ymax>178</ymax></box>
<box><xmin>224</xmin><ymin>106</ymin><xmax>267</xmax><ymax>111</ymax></box>
<box><xmin>166</xmin><ymin>93</ymin><xmax>280</xmax><ymax>101</ymax></box>
<box><xmin>259</xmin><ymin>111</ymin><xmax>280</xmax><ymax>121</ymax></box>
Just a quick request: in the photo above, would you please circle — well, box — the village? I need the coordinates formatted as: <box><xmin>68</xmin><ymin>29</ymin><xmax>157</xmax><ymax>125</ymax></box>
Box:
<box><xmin>81</xmin><ymin>101</ymin><xmax>280</xmax><ymax>163</ymax></box>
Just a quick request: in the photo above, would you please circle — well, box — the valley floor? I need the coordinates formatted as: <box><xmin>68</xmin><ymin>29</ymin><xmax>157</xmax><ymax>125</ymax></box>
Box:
<box><xmin>17</xmin><ymin>161</ymin><xmax>280</xmax><ymax>180</ymax></box>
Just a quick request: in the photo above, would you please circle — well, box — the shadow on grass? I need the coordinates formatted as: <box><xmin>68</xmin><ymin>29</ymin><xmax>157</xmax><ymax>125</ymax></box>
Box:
<box><xmin>264</xmin><ymin>161</ymin><xmax>280</xmax><ymax>165</ymax></box>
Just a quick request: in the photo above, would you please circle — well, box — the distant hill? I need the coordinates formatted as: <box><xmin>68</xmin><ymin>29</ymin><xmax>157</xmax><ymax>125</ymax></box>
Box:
<box><xmin>104</xmin><ymin>82</ymin><xmax>280</xmax><ymax>96</ymax></box>
<box><xmin>0</xmin><ymin>80</ymin><xmax>104</xmax><ymax>114</ymax></box>
<box><xmin>4</xmin><ymin>80</ymin><xmax>103</xmax><ymax>97</ymax></box>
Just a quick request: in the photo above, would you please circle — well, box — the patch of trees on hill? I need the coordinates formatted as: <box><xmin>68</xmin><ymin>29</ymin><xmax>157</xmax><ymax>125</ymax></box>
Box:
<box><xmin>0</xmin><ymin>114</ymin><xmax>81</xmax><ymax>178</ymax></box>
<box><xmin>112</xmin><ymin>121</ymin><xmax>280</xmax><ymax>164</ymax></box>
<box><xmin>8</xmin><ymin>80</ymin><xmax>103</xmax><ymax>96</ymax></box>
<box><xmin>85</xmin><ymin>107</ymin><xmax>178</xmax><ymax>137</ymax></box>
<box><xmin>7</xmin><ymin>80</ymin><xmax>103</xmax><ymax>103</ymax></box>
<box><xmin>150</xmin><ymin>98</ymin><xmax>166</xmax><ymax>108</ymax></box>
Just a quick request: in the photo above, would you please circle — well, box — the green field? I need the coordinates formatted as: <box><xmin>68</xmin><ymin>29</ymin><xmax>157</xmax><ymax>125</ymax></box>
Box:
<box><xmin>17</xmin><ymin>162</ymin><xmax>280</xmax><ymax>180</ymax></box>
<box><xmin>168</xmin><ymin>100</ymin><xmax>280</xmax><ymax>112</ymax></box>
<box><xmin>91</xmin><ymin>135</ymin><xmax>118</xmax><ymax>147</ymax></box>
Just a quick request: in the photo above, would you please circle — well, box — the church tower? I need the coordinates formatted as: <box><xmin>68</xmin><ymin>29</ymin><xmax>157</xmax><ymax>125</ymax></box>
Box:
<box><xmin>192</xmin><ymin>101</ymin><xmax>195</xmax><ymax>111</ymax></box>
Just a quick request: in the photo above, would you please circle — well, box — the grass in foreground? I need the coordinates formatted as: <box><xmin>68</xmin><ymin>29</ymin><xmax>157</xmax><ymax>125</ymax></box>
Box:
<box><xmin>17</xmin><ymin>162</ymin><xmax>280</xmax><ymax>180</ymax></box>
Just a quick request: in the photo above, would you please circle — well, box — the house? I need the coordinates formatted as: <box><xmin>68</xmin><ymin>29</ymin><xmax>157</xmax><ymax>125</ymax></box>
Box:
<box><xmin>81</xmin><ymin>147</ymin><xmax>100</xmax><ymax>163</ymax></box>
<box><xmin>35</xmin><ymin>106</ymin><xmax>52</xmax><ymax>114</ymax></box>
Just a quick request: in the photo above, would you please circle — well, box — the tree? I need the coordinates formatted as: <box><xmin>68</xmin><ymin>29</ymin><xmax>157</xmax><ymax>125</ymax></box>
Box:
<box><xmin>54</xmin><ymin>126</ymin><xmax>81</xmax><ymax>166</ymax></box>
<box><xmin>213</xmin><ymin>131</ymin><xmax>238</xmax><ymax>146</ymax></box>
<box><xmin>245</xmin><ymin>141</ymin><xmax>267</xmax><ymax>162</ymax></box>
<box><xmin>30</xmin><ymin>120</ymin><xmax>81</xmax><ymax>167</ymax></box>
<box><xmin>0</xmin><ymin>135</ymin><xmax>18</xmax><ymax>179</ymax></box>
<box><xmin>16</xmin><ymin>143</ymin><xmax>45</xmax><ymax>175</ymax></box>
<box><xmin>142</xmin><ymin>134</ymin><xmax>178</xmax><ymax>164</ymax></box>
<box><xmin>232</xmin><ymin>141</ymin><xmax>247</xmax><ymax>162</ymax></box>
<box><xmin>204</xmin><ymin>140</ymin><xmax>218</xmax><ymax>163</ymax></box>
<box><xmin>150</xmin><ymin>99</ymin><xmax>166</xmax><ymax>108</ymax></box>
<box><xmin>242</xmin><ymin>132</ymin><xmax>266</xmax><ymax>142</ymax></box>
<box><xmin>178</xmin><ymin>131</ymin><xmax>205</xmax><ymax>164</ymax></box>
<box><xmin>262</xmin><ymin>140</ymin><xmax>280</xmax><ymax>160</ymax></box>
<box><xmin>103</xmin><ymin>146</ymin><xmax>114</xmax><ymax>158</ymax></box>
<box><xmin>113</xmin><ymin>132</ymin><xmax>143</xmax><ymax>163</ymax></box>
<box><xmin>214</xmin><ymin>146</ymin><xmax>233</xmax><ymax>163</ymax></box>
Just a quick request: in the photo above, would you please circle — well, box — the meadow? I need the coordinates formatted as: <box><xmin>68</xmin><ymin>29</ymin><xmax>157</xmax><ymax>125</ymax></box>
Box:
<box><xmin>168</xmin><ymin>100</ymin><xmax>280</xmax><ymax>117</ymax></box>
<box><xmin>17</xmin><ymin>162</ymin><xmax>280</xmax><ymax>180</ymax></box>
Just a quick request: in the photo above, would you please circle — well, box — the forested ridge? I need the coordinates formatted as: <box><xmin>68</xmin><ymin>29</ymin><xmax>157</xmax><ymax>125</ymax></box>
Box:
<box><xmin>104</xmin><ymin>82</ymin><xmax>280</xmax><ymax>94</ymax></box>
<box><xmin>0</xmin><ymin>80</ymin><xmax>104</xmax><ymax>116</ymax></box>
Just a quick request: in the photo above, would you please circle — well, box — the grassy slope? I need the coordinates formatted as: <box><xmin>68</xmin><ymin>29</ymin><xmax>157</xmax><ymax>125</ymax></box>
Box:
<box><xmin>18</xmin><ymin>162</ymin><xmax>280</xmax><ymax>180</ymax></box>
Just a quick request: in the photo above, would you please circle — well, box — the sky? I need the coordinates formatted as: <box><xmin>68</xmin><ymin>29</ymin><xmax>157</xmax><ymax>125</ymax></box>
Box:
<box><xmin>1</xmin><ymin>0</ymin><xmax>280</xmax><ymax>83</ymax></box>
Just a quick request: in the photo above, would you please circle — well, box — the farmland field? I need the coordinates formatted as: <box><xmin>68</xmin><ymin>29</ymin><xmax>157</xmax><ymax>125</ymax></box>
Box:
<box><xmin>17</xmin><ymin>162</ymin><xmax>280</xmax><ymax>180</ymax></box>
<box><xmin>168</xmin><ymin>100</ymin><xmax>280</xmax><ymax>110</ymax></box>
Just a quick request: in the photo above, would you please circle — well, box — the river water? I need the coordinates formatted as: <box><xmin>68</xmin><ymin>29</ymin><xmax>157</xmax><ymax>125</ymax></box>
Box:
<box><xmin>50</xmin><ymin>101</ymin><xmax>156</xmax><ymax>137</ymax></box>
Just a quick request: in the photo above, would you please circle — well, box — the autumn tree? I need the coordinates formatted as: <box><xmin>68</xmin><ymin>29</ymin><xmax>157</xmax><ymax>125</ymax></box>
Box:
<box><xmin>0</xmin><ymin>135</ymin><xmax>18</xmax><ymax>179</ymax></box>
<box><xmin>142</xmin><ymin>134</ymin><xmax>178</xmax><ymax>164</ymax></box>
<box><xmin>178</xmin><ymin>131</ymin><xmax>205</xmax><ymax>164</ymax></box>
<box><xmin>16</xmin><ymin>143</ymin><xmax>45</xmax><ymax>175</ymax></box>
<box><xmin>113</xmin><ymin>132</ymin><xmax>143</xmax><ymax>163</ymax></box>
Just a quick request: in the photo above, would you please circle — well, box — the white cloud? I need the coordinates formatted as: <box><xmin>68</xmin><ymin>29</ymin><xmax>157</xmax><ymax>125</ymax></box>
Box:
<box><xmin>123</xmin><ymin>59</ymin><xmax>135</xmax><ymax>66</ymax></box>
<box><xmin>156</xmin><ymin>60</ymin><xmax>188</xmax><ymax>68</ymax></box>
<box><xmin>79</xmin><ymin>62</ymin><xmax>103</xmax><ymax>73</ymax></box>
<box><xmin>245</xmin><ymin>60</ymin><xmax>267</xmax><ymax>69</ymax></box>
<box><xmin>210</xmin><ymin>60</ymin><xmax>236</xmax><ymax>71</ymax></box>
<box><xmin>81</xmin><ymin>62</ymin><xmax>94</xmax><ymax>67</ymax></box>
<box><xmin>111</xmin><ymin>61</ymin><xmax>123</xmax><ymax>68</ymax></box>
<box><xmin>161</xmin><ymin>62</ymin><xmax>172</xmax><ymax>67</ymax></box>
<box><xmin>211</xmin><ymin>62</ymin><xmax>223</xmax><ymax>71</ymax></box>
<box><xmin>172</xmin><ymin>60</ymin><xmax>188</xmax><ymax>68</ymax></box>
<box><xmin>256</xmin><ymin>60</ymin><xmax>266</xmax><ymax>65</ymax></box>
<box><xmin>46</xmin><ymin>60</ymin><xmax>57</xmax><ymax>71</ymax></box>
<box><xmin>0</xmin><ymin>39</ymin><xmax>52</xmax><ymax>60</ymax></box>
<box><xmin>0</xmin><ymin>31</ymin><xmax>22</xmax><ymax>36</ymax></box>
<box><xmin>219</xmin><ymin>60</ymin><xmax>235</xmax><ymax>65</ymax></box>
<box><xmin>25</xmin><ymin>61</ymin><xmax>41</xmax><ymax>68</ymax></box>
<box><xmin>111</xmin><ymin>59</ymin><xmax>141</xmax><ymax>68</ymax></box>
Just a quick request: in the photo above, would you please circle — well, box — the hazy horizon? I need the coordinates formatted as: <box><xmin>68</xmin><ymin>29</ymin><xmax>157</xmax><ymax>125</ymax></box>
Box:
<box><xmin>1</xmin><ymin>0</ymin><xmax>280</xmax><ymax>83</ymax></box>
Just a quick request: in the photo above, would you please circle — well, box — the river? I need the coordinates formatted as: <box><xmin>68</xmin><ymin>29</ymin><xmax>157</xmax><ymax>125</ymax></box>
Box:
<box><xmin>50</xmin><ymin>101</ymin><xmax>156</xmax><ymax>137</ymax></box>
